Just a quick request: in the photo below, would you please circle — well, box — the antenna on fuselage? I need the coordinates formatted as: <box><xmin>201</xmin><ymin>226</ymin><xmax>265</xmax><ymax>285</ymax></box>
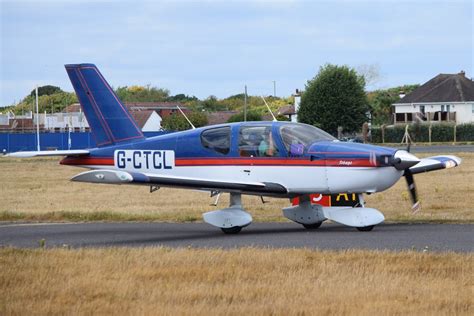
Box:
<box><xmin>260</xmin><ymin>96</ymin><xmax>277</xmax><ymax>121</ymax></box>
<box><xmin>176</xmin><ymin>105</ymin><xmax>196</xmax><ymax>130</ymax></box>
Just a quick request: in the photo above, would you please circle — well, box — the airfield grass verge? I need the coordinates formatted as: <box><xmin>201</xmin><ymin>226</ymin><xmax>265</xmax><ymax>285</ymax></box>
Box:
<box><xmin>0</xmin><ymin>153</ymin><xmax>473</xmax><ymax>223</ymax></box>
<box><xmin>0</xmin><ymin>247</ymin><xmax>472</xmax><ymax>315</ymax></box>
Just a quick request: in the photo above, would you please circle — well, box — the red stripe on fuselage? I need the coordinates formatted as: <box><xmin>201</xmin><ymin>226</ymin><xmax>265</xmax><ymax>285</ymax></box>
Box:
<box><xmin>60</xmin><ymin>156</ymin><xmax>378</xmax><ymax>167</ymax></box>
<box><xmin>60</xmin><ymin>157</ymin><xmax>114</xmax><ymax>166</ymax></box>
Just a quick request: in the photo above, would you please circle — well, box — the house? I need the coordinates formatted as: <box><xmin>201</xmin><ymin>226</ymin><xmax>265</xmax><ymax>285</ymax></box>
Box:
<box><xmin>206</xmin><ymin>111</ymin><xmax>239</xmax><ymax>125</ymax></box>
<box><xmin>277</xmin><ymin>105</ymin><xmax>296</xmax><ymax>121</ymax></box>
<box><xmin>277</xmin><ymin>89</ymin><xmax>301</xmax><ymax>122</ymax></box>
<box><xmin>64</xmin><ymin>103</ymin><xmax>166</xmax><ymax>131</ymax></box>
<box><xmin>125</xmin><ymin>102</ymin><xmax>189</xmax><ymax>119</ymax></box>
<box><xmin>392</xmin><ymin>71</ymin><xmax>474</xmax><ymax>124</ymax></box>
<box><xmin>0</xmin><ymin>111</ymin><xmax>39</xmax><ymax>132</ymax></box>
<box><xmin>129</xmin><ymin>110</ymin><xmax>162</xmax><ymax>132</ymax></box>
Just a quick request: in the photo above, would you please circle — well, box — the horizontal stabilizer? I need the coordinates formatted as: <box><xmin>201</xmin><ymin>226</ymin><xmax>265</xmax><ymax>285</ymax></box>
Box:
<box><xmin>409</xmin><ymin>155</ymin><xmax>461</xmax><ymax>175</ymax></box>
<box><xmin>5</xmin><ymin>150</ymin><xmax>90</xmax><ymax>158</ymax></box>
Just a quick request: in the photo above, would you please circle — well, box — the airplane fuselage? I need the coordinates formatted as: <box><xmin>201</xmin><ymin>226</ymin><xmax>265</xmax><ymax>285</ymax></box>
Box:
<box><xmin>61</xmin><ymin>121</ymin><xmax>403</xmax><ymax>197</ymax></box>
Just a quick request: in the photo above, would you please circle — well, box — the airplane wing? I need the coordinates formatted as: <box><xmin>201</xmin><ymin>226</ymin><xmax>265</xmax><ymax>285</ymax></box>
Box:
<box><xmin>409</xmin><ymin>155</ymin><xmax>461</xmax><ymax>175</ymax></box>
<box><xmin>5</xmin><ymin>150</ymin><xmax>90</xmax><ymax>158</ymax></box>
<box><xmin>71</xmin><ymin>169</ymin><xmax>288</xmax><ymax>195</ymax></box>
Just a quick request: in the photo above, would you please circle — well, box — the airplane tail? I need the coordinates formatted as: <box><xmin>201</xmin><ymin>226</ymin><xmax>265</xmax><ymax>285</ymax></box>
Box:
<box><xmin>65</xmin><ymin>64</ymin><xmax>145</xmax><ymax>147</ymax></box>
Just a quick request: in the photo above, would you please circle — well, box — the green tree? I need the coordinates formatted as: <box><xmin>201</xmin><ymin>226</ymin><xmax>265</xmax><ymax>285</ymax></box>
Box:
<box><xmin>115</xmin><ymin>85</ymin><xmax>169</xmax><ymax>102</ymax></box>
<box><xmin>167</xmin><ymin>94</ymin><xmax>199</xmax><ymax>103</ymax></box>
<box><xmin>227</xmin><ymin>111</ymin><xmax>262</xmax><ymax>123</ymax></box>
<box><xmin>30</xmin><ymin>85</ymin><xmax>62</xmax><ymax>97</ymax></box>
<box><xmin>202</xmin><ymin>95</ymin><xmax>226</xmax><ymax>111</ymax></box>
<box><xmin>161</xmin><ymin>111</ymin><xmax>208</xmax><ymax>131</ymax></box>
<box><xmin>13</xmin><ymin>91</ymin><xmax>77</xmax><ymax>115</ymax></box>
<box><xmin>299</xmin><ymin>64</ymin><xmax>368</xmax><ymax>135</ymax></box>
<box><xmin>367</xmin><ymin>84</ymin><xmax>420</xmax><ymax>125</ymax></box>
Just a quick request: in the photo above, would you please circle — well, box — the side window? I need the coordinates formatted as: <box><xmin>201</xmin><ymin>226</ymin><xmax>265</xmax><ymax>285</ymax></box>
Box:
<box><xmin>201</xmin><ymin>127</ymin><xmax>231</xmax><ymax>155</ymax></box>
<box><xmin>238</xmin><ymin>126</ymin><xmax>279</xmax><ymax>157</ymax></box>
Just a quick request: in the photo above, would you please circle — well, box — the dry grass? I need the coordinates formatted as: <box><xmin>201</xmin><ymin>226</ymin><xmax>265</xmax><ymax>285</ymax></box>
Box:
<box><xmin>0</xmin><ymin>153</ymin><xmax>472</xmax><ymax>222</ymax></box>
<box><xmin>0</xmin><ymin>247</ymin><xmax>472</xmax><ymax>315</ymax></box>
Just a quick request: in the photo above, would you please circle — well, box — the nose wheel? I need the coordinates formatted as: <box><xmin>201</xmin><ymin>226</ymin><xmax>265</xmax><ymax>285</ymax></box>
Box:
<box><xmin>356</xmin><ymin>225</ymin><xmax>375</xmax><ymax>232</ymax></box>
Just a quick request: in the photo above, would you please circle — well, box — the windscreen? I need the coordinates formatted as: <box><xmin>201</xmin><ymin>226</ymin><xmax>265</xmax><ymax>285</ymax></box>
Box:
<box><xmin>279</xmin><ymin>123</ymin><xmax>335</xmax><ymax>154</ymax></box>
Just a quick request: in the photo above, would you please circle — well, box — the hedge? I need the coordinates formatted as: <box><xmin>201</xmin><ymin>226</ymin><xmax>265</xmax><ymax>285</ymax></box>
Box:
<box><xmin>371</xmin><ymin>122</ymin><xmax>474</xmax><ymax>143</ymax></box>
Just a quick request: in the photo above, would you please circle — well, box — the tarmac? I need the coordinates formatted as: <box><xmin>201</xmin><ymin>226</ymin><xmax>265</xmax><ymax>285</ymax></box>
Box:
<box><xmin>1</xmin><ymin>222</ymin><xmax>472</xmax><ymax>252</ymax></box>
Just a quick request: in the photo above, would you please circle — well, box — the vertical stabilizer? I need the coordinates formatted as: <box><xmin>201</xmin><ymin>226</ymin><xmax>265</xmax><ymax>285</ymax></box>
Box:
<box><xmin>65</xmin><ymin>64</ymin><xmax>144</xmax><ymax>147</ymax></box>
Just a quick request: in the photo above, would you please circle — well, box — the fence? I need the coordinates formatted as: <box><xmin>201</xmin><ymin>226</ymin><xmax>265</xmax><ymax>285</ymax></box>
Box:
<box><xmin>0</xmin><ymin>131</ymin><xmax>171</xmax><ymax>153</ymax></box>
<box><xmin>371</xmin><ymin>123</ymin><xmax>474</xmax><ymax>143</ymax></box>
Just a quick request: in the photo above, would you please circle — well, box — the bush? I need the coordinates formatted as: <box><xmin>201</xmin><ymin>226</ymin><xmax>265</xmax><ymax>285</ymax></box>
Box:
<box><xmin>370</xmin><ymin>122</ymin><xmax>474</xmax><ymax>143</ymax></box>
<box><xmin>383</xmin><ymin>125</ymin><xmax>407</xmax><ymax>143</ymax></box>
<box><xmin>371</xmin><ymin>126</ymin><xmax>382</xmax><ymax>143</ymax></box>
<box><xmin>227</xmin><ymin>111</ymin><xmax>262</xmax><ymax>123</ymax></box>
<box><xmin>456</xmin><ymin>123</ymin><xmax>474</xmax><ymax>141</ymax></box>
<box><xmin>431</xmin><ymin>123</ymin><xmax>455</xmax><ymax>142</ymax></box>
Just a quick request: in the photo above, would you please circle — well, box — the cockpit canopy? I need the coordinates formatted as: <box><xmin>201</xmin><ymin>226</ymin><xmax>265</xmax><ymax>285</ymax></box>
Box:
<box><xmin>199</xmin><ymin>122</ymin><xmax>335</xmax><ymax>157</ymax></box>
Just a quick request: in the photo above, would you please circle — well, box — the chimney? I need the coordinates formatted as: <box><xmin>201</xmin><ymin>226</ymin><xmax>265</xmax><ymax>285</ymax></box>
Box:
<box><xmin>293</xmin><ymin>89</ymin><xmax>301</xmax><ymax>123</ymax></box>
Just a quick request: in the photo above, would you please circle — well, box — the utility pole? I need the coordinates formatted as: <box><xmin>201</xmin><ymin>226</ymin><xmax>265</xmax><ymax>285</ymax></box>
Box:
<box><xmin>244</xmin><ymin>85</ymin><xmax>247</xmax><ymax>121</ymax></box>
<box><xmin>272</xmin><ymin>81</ymin><xmax>276</xmax><ymax>97</ymax></box>
<box><xmin>35</xmin><ymin>85</ymin><xmax>40</xmax><ymax>151</ymax></box>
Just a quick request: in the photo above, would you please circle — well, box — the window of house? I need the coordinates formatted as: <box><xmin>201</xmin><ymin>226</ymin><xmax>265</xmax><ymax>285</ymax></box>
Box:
<box><xmin>200</xmin><ymin>126</ymin><xmax>231</xmax><ymax>155</ymax></box>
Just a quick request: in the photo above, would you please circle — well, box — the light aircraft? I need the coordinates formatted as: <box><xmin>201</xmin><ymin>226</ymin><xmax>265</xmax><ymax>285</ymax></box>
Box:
<box><xmin>7</xmin><ymin>64</ymin><xmax>462</xmax><ymax>234</ymax></box>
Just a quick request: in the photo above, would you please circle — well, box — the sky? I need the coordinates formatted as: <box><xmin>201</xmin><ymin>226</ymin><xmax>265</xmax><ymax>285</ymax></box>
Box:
<box><xmin>0</xmin><ymin>0</ymin><xmax>473</xmax><ymax>107</ymax></box>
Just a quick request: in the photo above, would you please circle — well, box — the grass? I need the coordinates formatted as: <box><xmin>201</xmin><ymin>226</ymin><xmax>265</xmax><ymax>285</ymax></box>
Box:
<box><xmin>0</xmin><ymin>153</ymin><xmax>473</xmax><ymax>223</ymax></box>
<box><xmin>0</xmin><ymin>247</ymin><xmax>472</xmax><ymax>315</ymax></box>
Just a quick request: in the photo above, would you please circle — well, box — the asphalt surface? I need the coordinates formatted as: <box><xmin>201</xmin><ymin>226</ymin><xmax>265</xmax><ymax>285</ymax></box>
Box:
<box><xmin>393</xmin><ymin>144</ymin><xmax>473</xmax><ymax>153</ymax></box>
<box><xmin>0</xmin><ymin>222</ymin><xmax>472</xmax><ymax>252</ymax></box>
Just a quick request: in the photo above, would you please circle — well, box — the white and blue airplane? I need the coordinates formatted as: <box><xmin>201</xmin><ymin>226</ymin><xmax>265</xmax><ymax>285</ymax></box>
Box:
<box><xmin>7</xmin><ymin>64</ymin><xmax>462</xmax><ymax>233</ymax></box>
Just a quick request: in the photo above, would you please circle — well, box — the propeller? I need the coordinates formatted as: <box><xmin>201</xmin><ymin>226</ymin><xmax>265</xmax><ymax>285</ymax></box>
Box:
<box><xmin>404</xmin><ymin>169</ymin><xmax>421</xmax><ymax>213</ymax></box>
<box><xmin>390</xmin><ymin>149</ymin><xmax>421</xmax><ymax>213</ymax></box>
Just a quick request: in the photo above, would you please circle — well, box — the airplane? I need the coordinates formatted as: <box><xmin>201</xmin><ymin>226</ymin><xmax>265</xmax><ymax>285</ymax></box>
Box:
<box><xmin>6</xmin><ymin>64</ymin><xmax>462</xmax><ymax>234</ymax></box>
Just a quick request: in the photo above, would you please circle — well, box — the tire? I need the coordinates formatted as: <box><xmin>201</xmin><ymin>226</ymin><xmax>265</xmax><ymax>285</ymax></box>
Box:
<box><xmin>356</xmin><ymin>225</ymin><xmax>375</xmax><ymax>232</ymax></box>
<box><xmin>302</xmin><ymin>222</ymin><xmax>323</xmax><ymax>229</ymax></box>
<box><xmin>221</xmin><ymin>226</ymin><xmax>242</xmax><ymax>234</ymax></box>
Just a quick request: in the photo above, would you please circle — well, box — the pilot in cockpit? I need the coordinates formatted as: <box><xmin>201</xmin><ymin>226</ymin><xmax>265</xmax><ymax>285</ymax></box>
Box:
<box><xmin>258</xmin><ymin>128</ymin><xmax>277</xmax><ymax>157</ymax></box>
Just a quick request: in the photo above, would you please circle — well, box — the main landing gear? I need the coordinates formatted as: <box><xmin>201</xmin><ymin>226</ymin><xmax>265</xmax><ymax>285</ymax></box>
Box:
<box><xmin>302</xmin><ymin>222</ymin><xmax>323</xmax><ymax>230</ymax></box>
<box><xmin>202</xmin><ymin>193</ymin><xmax>252</xmax><ymax>234</ymax></box>
<box><xmin>202</xmin><ymin>193</ymin><xmax>384</xmax><ymax>234</ymax></box>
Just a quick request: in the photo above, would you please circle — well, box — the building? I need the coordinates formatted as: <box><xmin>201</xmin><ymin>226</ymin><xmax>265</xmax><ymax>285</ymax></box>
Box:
<box><xmin>62</xmin><ymin>102</ymin><xmax>186</xmax><ymax>131</ymax></box>
<box><xmin>125</xmin><ymin>102</ymin><xmax>189</xmax><ymax>119</ymax></box>
<box><xmin>277</xmin><ymin>105</ymin><xmax>296</xmax><ymax>121</ymax></box>
<box><xmin>0</xmin><ymin>100</ymin><xmax>176</xmax><ymax>132</ymax></box>
<box><xmin>206</xmin><ymin>111</ymin><xmax>238</xmax><ymax>125</ymax></box>
<box><xmin>129</xmin><ymin>110</ymin><xmax>162</xmax><ymax>132</ymax></box>
<box><xmin>277</xmin><ymin>89</ymin><xmax>301</xmax><ymax>122</ymax></box>
<box><xmin>392</xmin><ymin>71</ymin><xmax>474</xmax><ymax>124</ymax></box>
